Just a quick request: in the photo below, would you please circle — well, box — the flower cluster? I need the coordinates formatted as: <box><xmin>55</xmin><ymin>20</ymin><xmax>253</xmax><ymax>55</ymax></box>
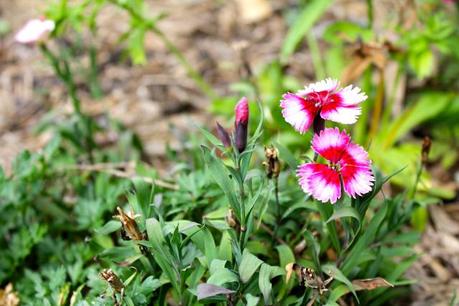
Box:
<box><xmin>280</xmin><ymin>78</ymin><xmax>374</xmax><ymax>204</ymax></box>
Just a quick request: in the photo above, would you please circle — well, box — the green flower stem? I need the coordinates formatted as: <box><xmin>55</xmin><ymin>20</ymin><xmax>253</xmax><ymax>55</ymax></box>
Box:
<box><xmin>316</xmin><ymin>202</ymin><xmax>341</xmax><ymax>255</ymax></box>
<box><xmin>273</xmin><ymin>177</ymin><xmax>282</xmax><ymax>237</ymax></box>
<box><xmin>40</xmin><ymin>43</ymin><xmax>95</xmax><ymax>163</ymax></box>
<box><xmin>236</xmin><ymin>157</ymin><xmax>247</xmax><ymax>252</ymax></box>
<box><xmin>40</xmin><ymin>43</ymin><xmax>81</xmax><ymax>114</ymax></box>
<box><xmin>410</xmin><ymin>161</ymin><xmax>423</xmax><ymax>200</ymax></box>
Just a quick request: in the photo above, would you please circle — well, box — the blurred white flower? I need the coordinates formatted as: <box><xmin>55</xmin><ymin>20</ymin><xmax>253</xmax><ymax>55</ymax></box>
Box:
<box><xmin>15</xmin><ymin>18</ymin><xmax>55</xmax><ymax>44</ymax></box>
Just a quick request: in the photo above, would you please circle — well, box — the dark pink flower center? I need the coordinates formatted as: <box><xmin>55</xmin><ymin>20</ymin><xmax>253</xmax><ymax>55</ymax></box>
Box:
<box><xmin>304</xmin><ymin>90</ymin><xmax>342</xmax><ymax>115</ymax></box>
<box><xmin>306</xmin><ymin>91</ymin><xmax>329</xmax><ymax>108</ymax></box>
<box><xmin>329</xmin><ymin>162</ymin><xmax>342</xmax><ymax>172</ymax></box>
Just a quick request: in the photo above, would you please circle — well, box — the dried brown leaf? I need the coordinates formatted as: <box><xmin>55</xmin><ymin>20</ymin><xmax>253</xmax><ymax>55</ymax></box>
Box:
<box><xmin>352</xmin><ymin>277</ymin><xmax>393</xmax><ymax>291</ymax></box>
<box><xmin>0</xmin><ymin>284</ymin><xmax>20</xmax><ymax>306</ymax></box>
<box><xmin>285</xmin><ymin>263</ymin><xmax>295</xmax><ymax>283</ymax></box>
<box><xmin>234</xmin><ymin>0</ymin><xmax>272</xmax><ymax>24</ymax></box>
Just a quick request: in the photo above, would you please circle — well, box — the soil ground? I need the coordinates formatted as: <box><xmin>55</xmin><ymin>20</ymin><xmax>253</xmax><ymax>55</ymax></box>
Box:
<box><xmin>1</xmin><ymin>1</ymin><xmax>458</xmax><ymax>305</ymax></box>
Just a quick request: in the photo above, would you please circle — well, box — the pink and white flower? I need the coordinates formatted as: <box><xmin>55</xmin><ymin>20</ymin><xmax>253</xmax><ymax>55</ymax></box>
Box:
<box><xmin>280</xmin><ymin>78</ymin><xmax>367</xmax><ymax>134</ymax></box>
<box><xmin>15</xmin><ymin>18</ymin><xmax>55</xmax><ymax>44</ymax></box>
<box><xmin>297</xmin><ymin>128</ymin><xmax>374</xmax><ymax>204</ymax></box>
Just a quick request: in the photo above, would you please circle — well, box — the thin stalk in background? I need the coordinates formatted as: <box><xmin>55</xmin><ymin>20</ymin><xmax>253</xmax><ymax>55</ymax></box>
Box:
<box><xmin>410</xmin><ymin>136</ymin><xmax>431</xmax><ymax>199</ymax></box>
<box><xmin>89</xmin><ymin>45</ymin><xmax>103</xmax><ymax>99</ymax></box>
<box><xmin>316</xmin><ymin>202</ymin><xmax>341</xmax><ymax>255</ymax></box>
<box><xmin>366</xmin><ymin>0</ymin><xmax>374</xmax><ymax>29</ymax></box>
<box><xmin>306</xmin><ymin>31</ymin><xmax>326</xmax><ymax>80</ymax></box>
<box><xmin>381</xmin><ymin>64</ymin><xmax>403</xmax><ymax>128</ymax></box>
<box><xmin>368</xmin><ymin>69</ymin><xmax>385</xmax><ymax>141</ymax></box>
<box><xmin>111</xmin><ymin>0</ymin><xmax>218</xmax><ymax>100</ymax></box>
<box><xmin>40</xmin><ymin>43</ymin><xmax>95</xmax><ymax>163</ymax></box>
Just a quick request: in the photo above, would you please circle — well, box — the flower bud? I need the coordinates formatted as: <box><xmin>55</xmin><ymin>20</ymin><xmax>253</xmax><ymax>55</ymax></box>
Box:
<box><xmin>421</xmin><ymin>136</ymin><xmax>432</xmax><ymax>166</ymax></box>
<box><xmin>264</xmin><ymin>146</ymin><xmax>281</xmax><ymax>179</ymax></box>
<box><xmin>115</xmin><ymin>207</ymin><xmax>144</xmax><ymax>241</ymax></box>
<box><xmin>216</xmin><ymin>122</ymin><xmax>231</xmax><ymax>147</ymax></box>
<box><xmin>226</xmin><ymin>208</ymin><xmax>239</xmax><ymax>230</ymax></box>
<box><xmin>234</xmin><ymin>97</ymin><xmax>249</xmax><ymax>153</ymax></box>
<box><xmin>100</xmin><ymin>269</ymin><xmax>124</xmax><ymax>293</ymax></box>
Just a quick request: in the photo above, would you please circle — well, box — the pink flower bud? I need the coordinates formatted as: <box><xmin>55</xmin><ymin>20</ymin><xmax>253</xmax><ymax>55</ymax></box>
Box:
<box><xmin>216</xmin><ymin>121</ymin><xmax>231</xmax><ymax>147</ymax></box>
<box><xmin>15</xmin><ymin>18</ymin><xmax>55</xmax><ymax>44</ymax></box>
<box><xmin>234</xmin><ymin>97</ymin><xmax>249</xmax><ymax>125</ymax></box>
<box><xmin>234</xmin><ymin>97</ymin><xmax>249</xmax><ymax>153</ymax></box>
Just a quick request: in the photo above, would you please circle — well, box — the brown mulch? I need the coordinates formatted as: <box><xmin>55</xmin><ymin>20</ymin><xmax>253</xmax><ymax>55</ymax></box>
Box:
<box><xmin>408</xmin><ymin>205</ymin><xmax>459</xmax><ymax>306</ymax></box>
<box><xmin>1</xmin><ymin>1</ymin><xmax>458</xmax><ymax>305</ymax></box>
<box><xmin>1</xmin><ymin>0</ymin><xmax>372</xmax><ymax>173</ymax></box>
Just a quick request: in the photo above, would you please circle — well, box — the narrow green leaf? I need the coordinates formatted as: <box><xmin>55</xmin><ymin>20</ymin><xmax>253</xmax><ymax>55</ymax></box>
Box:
<box><xmin>303</xmin><ymin>231</ymin><xmax>321</xmax><ymax>273</ymax></box>
<box><xmin>239</xmin><ymin>249</ymin><xmax>263</xmax><ymax>283</ymax></box>
<box><xmin>259</xmin><ymin>263</ymin><xmax>284</xmax><ymax>305</ymax></box>
<box><xmin>146</xmin><ymin>218</ymin><xmax>164</xmax><ymax>246</ymax></box>
<box><xmin>326</xmin><ymin>207</ymin><xmax>361</xmax><ymax>224</ymax></box>
<box><xmin>342</xmin><ymin>204</ymin><xmax>388</xmax><ymax>275</ymax></box>
<box><xmin>274</xmin><ymin>142</ymin><xmax>298</xmax><ymax>170</ymax></box>
<box><xmin>95</xmin><ymin>220</ymin><xmax>121</xmax><ymax>235</ymax></box>
<box><xmin>198</xmin><ymin>126</ymin><xmax>226</xmax><ymax>147</ymax></box>
<box><xmin>276</xmin><ymin>245</ymin><xmax>295</xmax><ymax>269</ymax></box>
<box><xmin>382</xmin><ymin>93</ymin><xmax>451</xmax><ymax>148</ymax></box>
<box><xmin>245</xmin><ymin>294</ymin><xmax>260</xmax><ymax>306</ymax></box>
<box><xmin>326</xmin><ymin>284</ymin><xmax>350</xmax><ymax>304</ymax></box>
<box><xmin>322</xmin><ymin>264</ymin><xmax>358</xmax><ymax>302</ymax></box>
<box><xmin>201</xmin><ymin>145</ymin><xmax>240</xmax><ymax>216</ymax></box>
<box><xmin>208</xmin><ymin>259</ymin><xmax>239</xmax><ymax>286</ymax></box>
<box><xmin>281</xmin><ymin>0</ymin><xmax>334</xmax><ymax>59</ymax></box>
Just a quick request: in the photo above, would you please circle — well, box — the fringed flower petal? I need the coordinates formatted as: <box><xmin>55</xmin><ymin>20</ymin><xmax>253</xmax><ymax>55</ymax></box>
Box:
<box><xmin>320</xmin><ymin>103</ymin><xmax>362</xmax><ymax>125</ymax></box>
<box><xmin>340</xmin><ymin>143</ymin><xmax>375</xmax><ymax>198</ymax></box>
<box><xmin>298</xmin><ymin>78</ymin><xmax>339</xmax><ymax>96</ymax></box>
<box><xmin>297</xmin><ymin>163</ymin><xmax>342</xmax><ymax>204</ymax></box>
<box><xmin>280</xmin><ymin>93</ymin><xmax>318</xmax><ymax>134</ymax></box>
<box><xmin>311</xmin><ymin>128</ymin><xmax>350</xmax><ymax>163</ymax></box>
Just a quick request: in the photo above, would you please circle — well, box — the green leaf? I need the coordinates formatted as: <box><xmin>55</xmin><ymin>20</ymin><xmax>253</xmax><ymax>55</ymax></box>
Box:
<box><xmin>276</xmin><ymin>245</ymin><xmax>295</xmax><ymax>269</ymax></box>
<box><xmin>128</xmin><ymin>26</ymin><xmax>147</xmax><ymax>65</ymax></box>
<box><xmin>207</xmin><ymin>259</ymin><xmax>238</xmax><ymax>286</ymax></box>
<box><xmin>239</xmin><ymin>249</ymin><xmax>263</xmax><ymax>283</ymax></box>
<box><xmin>201</xmin><ymin>145</ymin><xmax>240</xmax><ymax>216</ymax></box>
<box><xmin>198</xmin><ymin>126</ymin><xmax>226</xmax><ymax>148</ymax></box>
<box><xmin>381</xmin><ymin>92</ymin><xmax>452</xmax><ymax>148</ymax></box>
<box><xmin>342</xmin><ymin>204</ymin><xmax>388</xmax><ymax>275</ymax></box>
<box><xmin>274</xmin><ymin>142</ymin><xmax>298</xmax><ymax>170</ymax></box>
<box><xmin>245</xmin><ymin>294</ymin><xmax>260</xmax><ymax>306</ymax></box>
<box><xmin>303</xmin><ymin>231</ymin><xmax>321</xmax><ymax>273</ymax></box>
<box><xmin>326</xmin><ymin>284</ymin><xmax>350</xmax><ymax>304</ymax></box>
<box><xmin>317</xmin><ymin>203</ymin><xmax>341</xmax><ymax>254</ymax></box>
<box><xmin>282</xmin><ymin>201</ymin><xmax>317</xmax><ymax>219</ymax></box>
<box><xmin>145</xmin><ymin>218</ymin><xmax>180</xmax><ymax>293</ymax></box>
<box><xmin>322</xmin><ymin>264</ymin><xmax>358</xmax><ymax>302</ymax></box>
<box><xmin>259</xmin><ymin>263</ymin><xmax>284</xmax><ymax>304</ymax></box>
<box><xmin>95</xmin><ymin>220</ymin><xmax>121</xmax><ymax>235</ymax></box>
<box><xmin>281</xmin><ymin>0</ymin><xmax>334</xmax><ymax>59</ymax></box>
<box><xmin>146</xmin><ymin>218</ymin><xmax>164</xmax><ymax>246</ymax></box>
<box><xmin>326</xmin><ymin>207</ymin><xmax>361</xmax><ymax>224</ymax></box>
<box><xmin>219</xmin><ymin>232</ymin><xmax>233</xmax><ymax>262</ymax></box>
